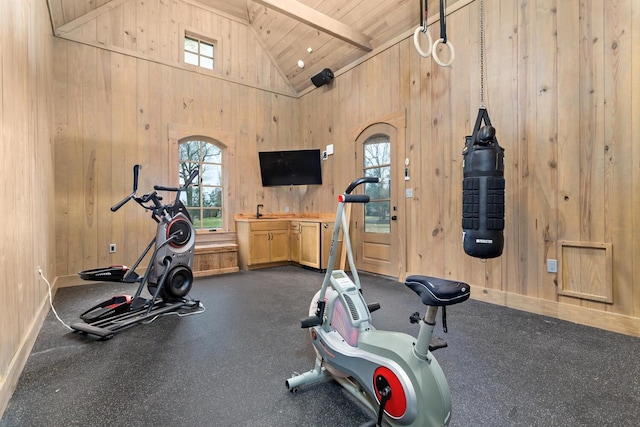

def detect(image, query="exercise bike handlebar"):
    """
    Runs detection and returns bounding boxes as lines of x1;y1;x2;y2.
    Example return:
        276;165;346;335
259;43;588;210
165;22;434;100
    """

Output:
302;176;380;327
338;194;370;203
344;176;380;194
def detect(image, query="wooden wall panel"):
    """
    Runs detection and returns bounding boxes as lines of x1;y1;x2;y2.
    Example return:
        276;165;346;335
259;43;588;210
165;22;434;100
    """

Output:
297;0;640;336
487;0;518;296
7;0;637;417
602;0;633;316
53;0;293;95
53;38;299;278
48;0;640;342
633;0;640;321
0;0;55;417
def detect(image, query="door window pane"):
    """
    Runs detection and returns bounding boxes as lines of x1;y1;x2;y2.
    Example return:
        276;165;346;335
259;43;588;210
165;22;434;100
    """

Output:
364;201;391;233
363;134;391;234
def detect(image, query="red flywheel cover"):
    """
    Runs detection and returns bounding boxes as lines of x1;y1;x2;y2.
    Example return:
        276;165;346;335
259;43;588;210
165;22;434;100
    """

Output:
373;366;407;418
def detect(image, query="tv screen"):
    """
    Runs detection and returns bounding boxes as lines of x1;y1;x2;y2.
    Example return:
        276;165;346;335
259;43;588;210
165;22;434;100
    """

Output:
258;149;323;187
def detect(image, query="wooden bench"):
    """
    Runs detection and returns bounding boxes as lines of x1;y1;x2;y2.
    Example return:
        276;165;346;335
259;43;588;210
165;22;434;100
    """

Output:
193;232;239;278
193;243;239;278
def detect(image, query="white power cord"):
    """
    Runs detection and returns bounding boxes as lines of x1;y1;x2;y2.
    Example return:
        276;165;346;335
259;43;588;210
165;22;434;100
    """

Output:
38;267;74;331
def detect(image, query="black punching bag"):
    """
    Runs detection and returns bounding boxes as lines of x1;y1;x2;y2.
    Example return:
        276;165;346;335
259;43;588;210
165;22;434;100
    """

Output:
462;108;505;258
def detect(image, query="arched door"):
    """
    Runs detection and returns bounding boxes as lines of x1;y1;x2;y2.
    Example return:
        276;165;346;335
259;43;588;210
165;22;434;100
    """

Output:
354;122;400;278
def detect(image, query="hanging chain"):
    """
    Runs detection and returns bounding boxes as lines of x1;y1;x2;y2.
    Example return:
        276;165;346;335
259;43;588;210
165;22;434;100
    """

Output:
479;0;486;108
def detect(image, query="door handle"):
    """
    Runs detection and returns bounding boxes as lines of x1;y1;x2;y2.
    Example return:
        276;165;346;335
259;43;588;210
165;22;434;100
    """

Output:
391;216;397;221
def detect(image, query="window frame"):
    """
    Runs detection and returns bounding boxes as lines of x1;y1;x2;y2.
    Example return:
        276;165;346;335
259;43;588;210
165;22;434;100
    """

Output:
180;26;219;72
168;125;235;233
178;138;224;230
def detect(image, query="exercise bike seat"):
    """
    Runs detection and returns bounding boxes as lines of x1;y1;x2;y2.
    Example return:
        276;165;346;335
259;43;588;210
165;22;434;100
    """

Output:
405;275;471;306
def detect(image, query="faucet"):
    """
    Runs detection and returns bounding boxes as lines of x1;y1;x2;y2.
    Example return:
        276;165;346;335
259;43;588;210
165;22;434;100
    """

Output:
256;204;264;219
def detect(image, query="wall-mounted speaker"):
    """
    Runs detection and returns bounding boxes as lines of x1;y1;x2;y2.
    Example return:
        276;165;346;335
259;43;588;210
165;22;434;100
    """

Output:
311;68;334;88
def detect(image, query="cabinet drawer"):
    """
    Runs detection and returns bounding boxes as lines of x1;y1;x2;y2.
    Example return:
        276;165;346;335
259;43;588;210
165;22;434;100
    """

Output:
249;221;289;231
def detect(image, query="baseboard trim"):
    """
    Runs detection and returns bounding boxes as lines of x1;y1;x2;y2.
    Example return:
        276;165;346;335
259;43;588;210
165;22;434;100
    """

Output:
0;293;50;420
472;287;640;338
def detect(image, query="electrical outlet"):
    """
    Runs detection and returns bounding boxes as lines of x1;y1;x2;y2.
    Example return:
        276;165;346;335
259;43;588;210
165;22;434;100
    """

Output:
109;243;117;253
546;259;558;273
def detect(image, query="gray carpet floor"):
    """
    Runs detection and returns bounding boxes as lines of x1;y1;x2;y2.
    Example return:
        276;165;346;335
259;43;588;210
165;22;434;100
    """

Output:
2;265;639;426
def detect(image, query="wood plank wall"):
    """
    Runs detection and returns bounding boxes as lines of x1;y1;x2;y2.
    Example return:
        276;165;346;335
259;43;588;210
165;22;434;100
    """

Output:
1;0;638;417
54;0;294;95
52;0;640;339
298;0;640;336
53;45;301;278
0;0;56;417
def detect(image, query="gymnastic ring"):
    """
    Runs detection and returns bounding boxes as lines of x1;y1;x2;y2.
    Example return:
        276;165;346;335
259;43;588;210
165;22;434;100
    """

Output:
432;38;455;67
413;26;433;58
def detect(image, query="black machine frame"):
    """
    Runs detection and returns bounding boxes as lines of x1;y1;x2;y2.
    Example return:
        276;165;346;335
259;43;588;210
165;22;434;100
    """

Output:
70;165;201;339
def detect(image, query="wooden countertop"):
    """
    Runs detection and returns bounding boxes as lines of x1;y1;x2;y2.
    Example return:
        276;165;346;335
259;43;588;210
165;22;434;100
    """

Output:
234;213;335;222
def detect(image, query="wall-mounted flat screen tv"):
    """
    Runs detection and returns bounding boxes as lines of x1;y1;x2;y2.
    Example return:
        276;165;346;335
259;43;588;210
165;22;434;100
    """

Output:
258;149;323;187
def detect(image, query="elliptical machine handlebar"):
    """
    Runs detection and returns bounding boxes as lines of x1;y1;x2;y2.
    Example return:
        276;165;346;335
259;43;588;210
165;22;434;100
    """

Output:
110;165;199;218
155;168;199;210
111;164;141;212
344;176;380;194
154;168;199;192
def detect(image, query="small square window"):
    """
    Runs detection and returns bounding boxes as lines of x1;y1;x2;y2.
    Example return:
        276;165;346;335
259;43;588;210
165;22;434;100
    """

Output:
184;34;216;70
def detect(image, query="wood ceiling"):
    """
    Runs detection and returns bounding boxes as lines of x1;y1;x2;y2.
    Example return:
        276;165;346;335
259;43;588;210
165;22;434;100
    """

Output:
47;0;453;93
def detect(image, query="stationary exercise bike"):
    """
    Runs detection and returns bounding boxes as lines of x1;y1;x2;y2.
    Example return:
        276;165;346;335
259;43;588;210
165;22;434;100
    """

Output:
286;177;471;426
70;164;202;339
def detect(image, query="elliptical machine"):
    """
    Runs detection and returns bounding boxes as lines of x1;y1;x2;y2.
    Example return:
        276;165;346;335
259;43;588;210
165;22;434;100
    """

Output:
286;177;471;426
71;165;202;339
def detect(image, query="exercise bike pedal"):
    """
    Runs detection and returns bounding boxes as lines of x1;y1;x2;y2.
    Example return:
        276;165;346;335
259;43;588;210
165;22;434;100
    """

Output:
409;311;421;324
367;302;381;313
429;336;448;352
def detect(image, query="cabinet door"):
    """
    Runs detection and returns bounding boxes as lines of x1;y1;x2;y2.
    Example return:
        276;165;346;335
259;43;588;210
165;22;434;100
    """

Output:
270;229;290;262
300;222;320;268
321;222;342;270
290;222;300;262
249;230;272;265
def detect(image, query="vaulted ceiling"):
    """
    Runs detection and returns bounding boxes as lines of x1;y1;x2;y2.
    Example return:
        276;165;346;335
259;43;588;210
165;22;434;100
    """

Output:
48;0;453;93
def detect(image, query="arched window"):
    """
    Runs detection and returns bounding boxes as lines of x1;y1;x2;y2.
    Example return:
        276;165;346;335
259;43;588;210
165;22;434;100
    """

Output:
178;138;223;230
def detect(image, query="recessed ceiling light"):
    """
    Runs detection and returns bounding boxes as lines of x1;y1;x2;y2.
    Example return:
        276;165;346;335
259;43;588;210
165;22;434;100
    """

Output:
307;47;313;53
297;59;305;68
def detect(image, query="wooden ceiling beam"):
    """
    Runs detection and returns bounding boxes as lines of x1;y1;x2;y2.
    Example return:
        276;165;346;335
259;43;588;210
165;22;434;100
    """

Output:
251;0;372;51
